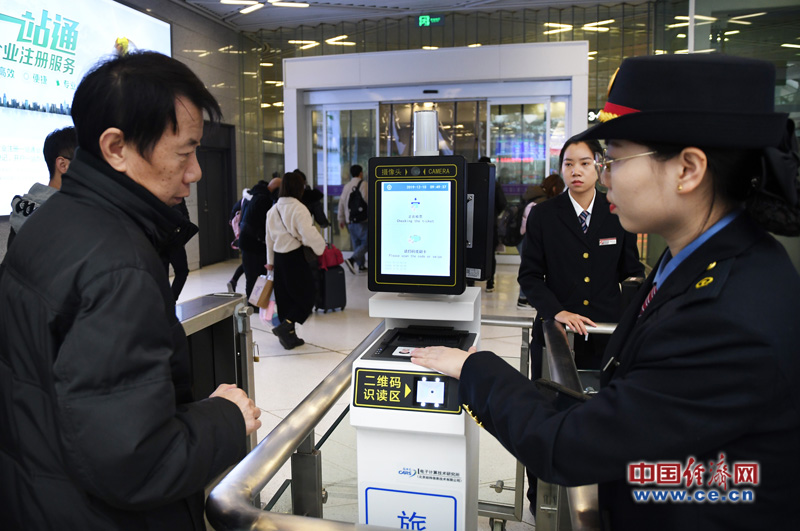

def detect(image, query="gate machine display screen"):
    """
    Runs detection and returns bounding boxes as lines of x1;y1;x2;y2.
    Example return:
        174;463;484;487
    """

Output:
367;155;466;295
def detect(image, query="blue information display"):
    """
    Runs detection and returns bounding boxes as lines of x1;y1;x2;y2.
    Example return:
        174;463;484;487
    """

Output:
380;181;451;277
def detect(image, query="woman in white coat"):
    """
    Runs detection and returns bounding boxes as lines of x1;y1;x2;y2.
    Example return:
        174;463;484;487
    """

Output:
266;172;326;349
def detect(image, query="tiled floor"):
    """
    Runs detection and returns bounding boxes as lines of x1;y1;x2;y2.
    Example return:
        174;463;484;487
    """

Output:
178;258;537;530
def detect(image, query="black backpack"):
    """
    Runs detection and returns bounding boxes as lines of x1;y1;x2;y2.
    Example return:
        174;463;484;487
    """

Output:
497;202;524;247
348;180;368;223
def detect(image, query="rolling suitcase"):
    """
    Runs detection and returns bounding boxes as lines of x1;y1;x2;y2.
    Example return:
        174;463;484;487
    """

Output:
314;264;346;312
314;227;346;312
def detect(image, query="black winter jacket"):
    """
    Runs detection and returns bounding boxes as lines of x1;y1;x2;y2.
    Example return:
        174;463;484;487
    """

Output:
238;180;272;253
519;191;644;345
0;149;246;530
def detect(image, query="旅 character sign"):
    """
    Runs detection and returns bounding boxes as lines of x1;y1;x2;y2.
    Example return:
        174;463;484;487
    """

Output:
398;510;426;530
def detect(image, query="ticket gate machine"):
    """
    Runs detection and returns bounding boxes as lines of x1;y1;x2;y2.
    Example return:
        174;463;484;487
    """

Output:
350;288;482;531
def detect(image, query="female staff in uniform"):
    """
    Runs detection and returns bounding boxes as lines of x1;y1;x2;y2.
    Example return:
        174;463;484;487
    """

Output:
411;54;800;530
519;137;644;376
518;137;644;511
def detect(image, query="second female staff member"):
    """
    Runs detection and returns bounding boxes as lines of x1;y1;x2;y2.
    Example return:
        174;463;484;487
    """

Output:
266;172;326;350
411;54;800;530
519;136;644;376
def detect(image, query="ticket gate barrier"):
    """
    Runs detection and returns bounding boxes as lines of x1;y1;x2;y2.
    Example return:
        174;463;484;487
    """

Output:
351;288;482;531
178;293;257;452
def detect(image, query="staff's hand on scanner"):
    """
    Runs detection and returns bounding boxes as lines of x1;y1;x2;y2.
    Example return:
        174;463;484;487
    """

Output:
410;346;478;380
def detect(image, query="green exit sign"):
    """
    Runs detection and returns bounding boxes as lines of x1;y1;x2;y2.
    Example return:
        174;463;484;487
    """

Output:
419;15;445;27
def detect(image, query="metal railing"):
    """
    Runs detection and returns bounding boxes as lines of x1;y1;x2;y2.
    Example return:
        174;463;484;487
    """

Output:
477;315;533;526
540;320;603;531
207;314;593;530
206;321;392;531
565;322;616;336
178;293;249;336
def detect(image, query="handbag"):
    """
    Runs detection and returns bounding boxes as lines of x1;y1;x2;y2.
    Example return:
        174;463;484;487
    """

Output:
248;273;274;308
318;244;344;270
259;300;277;325
302;245;318;264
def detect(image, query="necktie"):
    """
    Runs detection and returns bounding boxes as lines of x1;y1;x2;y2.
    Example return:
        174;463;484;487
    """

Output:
579;210;589;233
639;284;658;316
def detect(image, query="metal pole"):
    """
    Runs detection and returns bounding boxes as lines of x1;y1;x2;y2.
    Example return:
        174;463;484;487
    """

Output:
688;0;696;53
291;432;323;517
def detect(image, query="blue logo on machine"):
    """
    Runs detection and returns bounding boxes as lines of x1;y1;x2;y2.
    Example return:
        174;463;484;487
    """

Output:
398;510;427;530
398;467;417;478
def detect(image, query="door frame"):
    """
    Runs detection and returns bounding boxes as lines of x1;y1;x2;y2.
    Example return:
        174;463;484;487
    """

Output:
196;122;236;268
307;103;380;215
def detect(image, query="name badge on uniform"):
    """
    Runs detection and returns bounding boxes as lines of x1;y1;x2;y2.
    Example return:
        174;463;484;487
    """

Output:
599;237;617;246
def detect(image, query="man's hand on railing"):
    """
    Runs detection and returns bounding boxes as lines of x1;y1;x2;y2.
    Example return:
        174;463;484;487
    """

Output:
555;310;597;337
410;345;478;379
211;383;262;435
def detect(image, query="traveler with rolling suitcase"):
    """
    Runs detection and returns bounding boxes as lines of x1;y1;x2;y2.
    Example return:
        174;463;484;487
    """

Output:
266;172;327;349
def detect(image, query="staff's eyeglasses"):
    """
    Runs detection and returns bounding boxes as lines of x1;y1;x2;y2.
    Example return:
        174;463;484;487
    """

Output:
594;149;656;174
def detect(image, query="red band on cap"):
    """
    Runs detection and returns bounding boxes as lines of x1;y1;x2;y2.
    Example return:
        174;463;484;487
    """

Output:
602;101;640;117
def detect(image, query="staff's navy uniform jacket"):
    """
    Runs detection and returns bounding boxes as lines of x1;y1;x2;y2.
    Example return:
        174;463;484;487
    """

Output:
0;149;246;530
460;213;800;530
519;190;643;367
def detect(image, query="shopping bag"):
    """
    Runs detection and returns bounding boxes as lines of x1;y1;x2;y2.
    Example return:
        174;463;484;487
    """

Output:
259;300;277;325
248;274;273;308
318;244;344;270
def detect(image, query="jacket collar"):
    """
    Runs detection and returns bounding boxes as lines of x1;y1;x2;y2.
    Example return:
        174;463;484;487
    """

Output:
638;213;760;321
601;213;764;385
61;148;198;253
555;189;610;241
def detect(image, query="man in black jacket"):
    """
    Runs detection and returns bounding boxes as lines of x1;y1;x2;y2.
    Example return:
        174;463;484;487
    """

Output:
0;52;260;530
239;178;279;300
7;126;77;250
